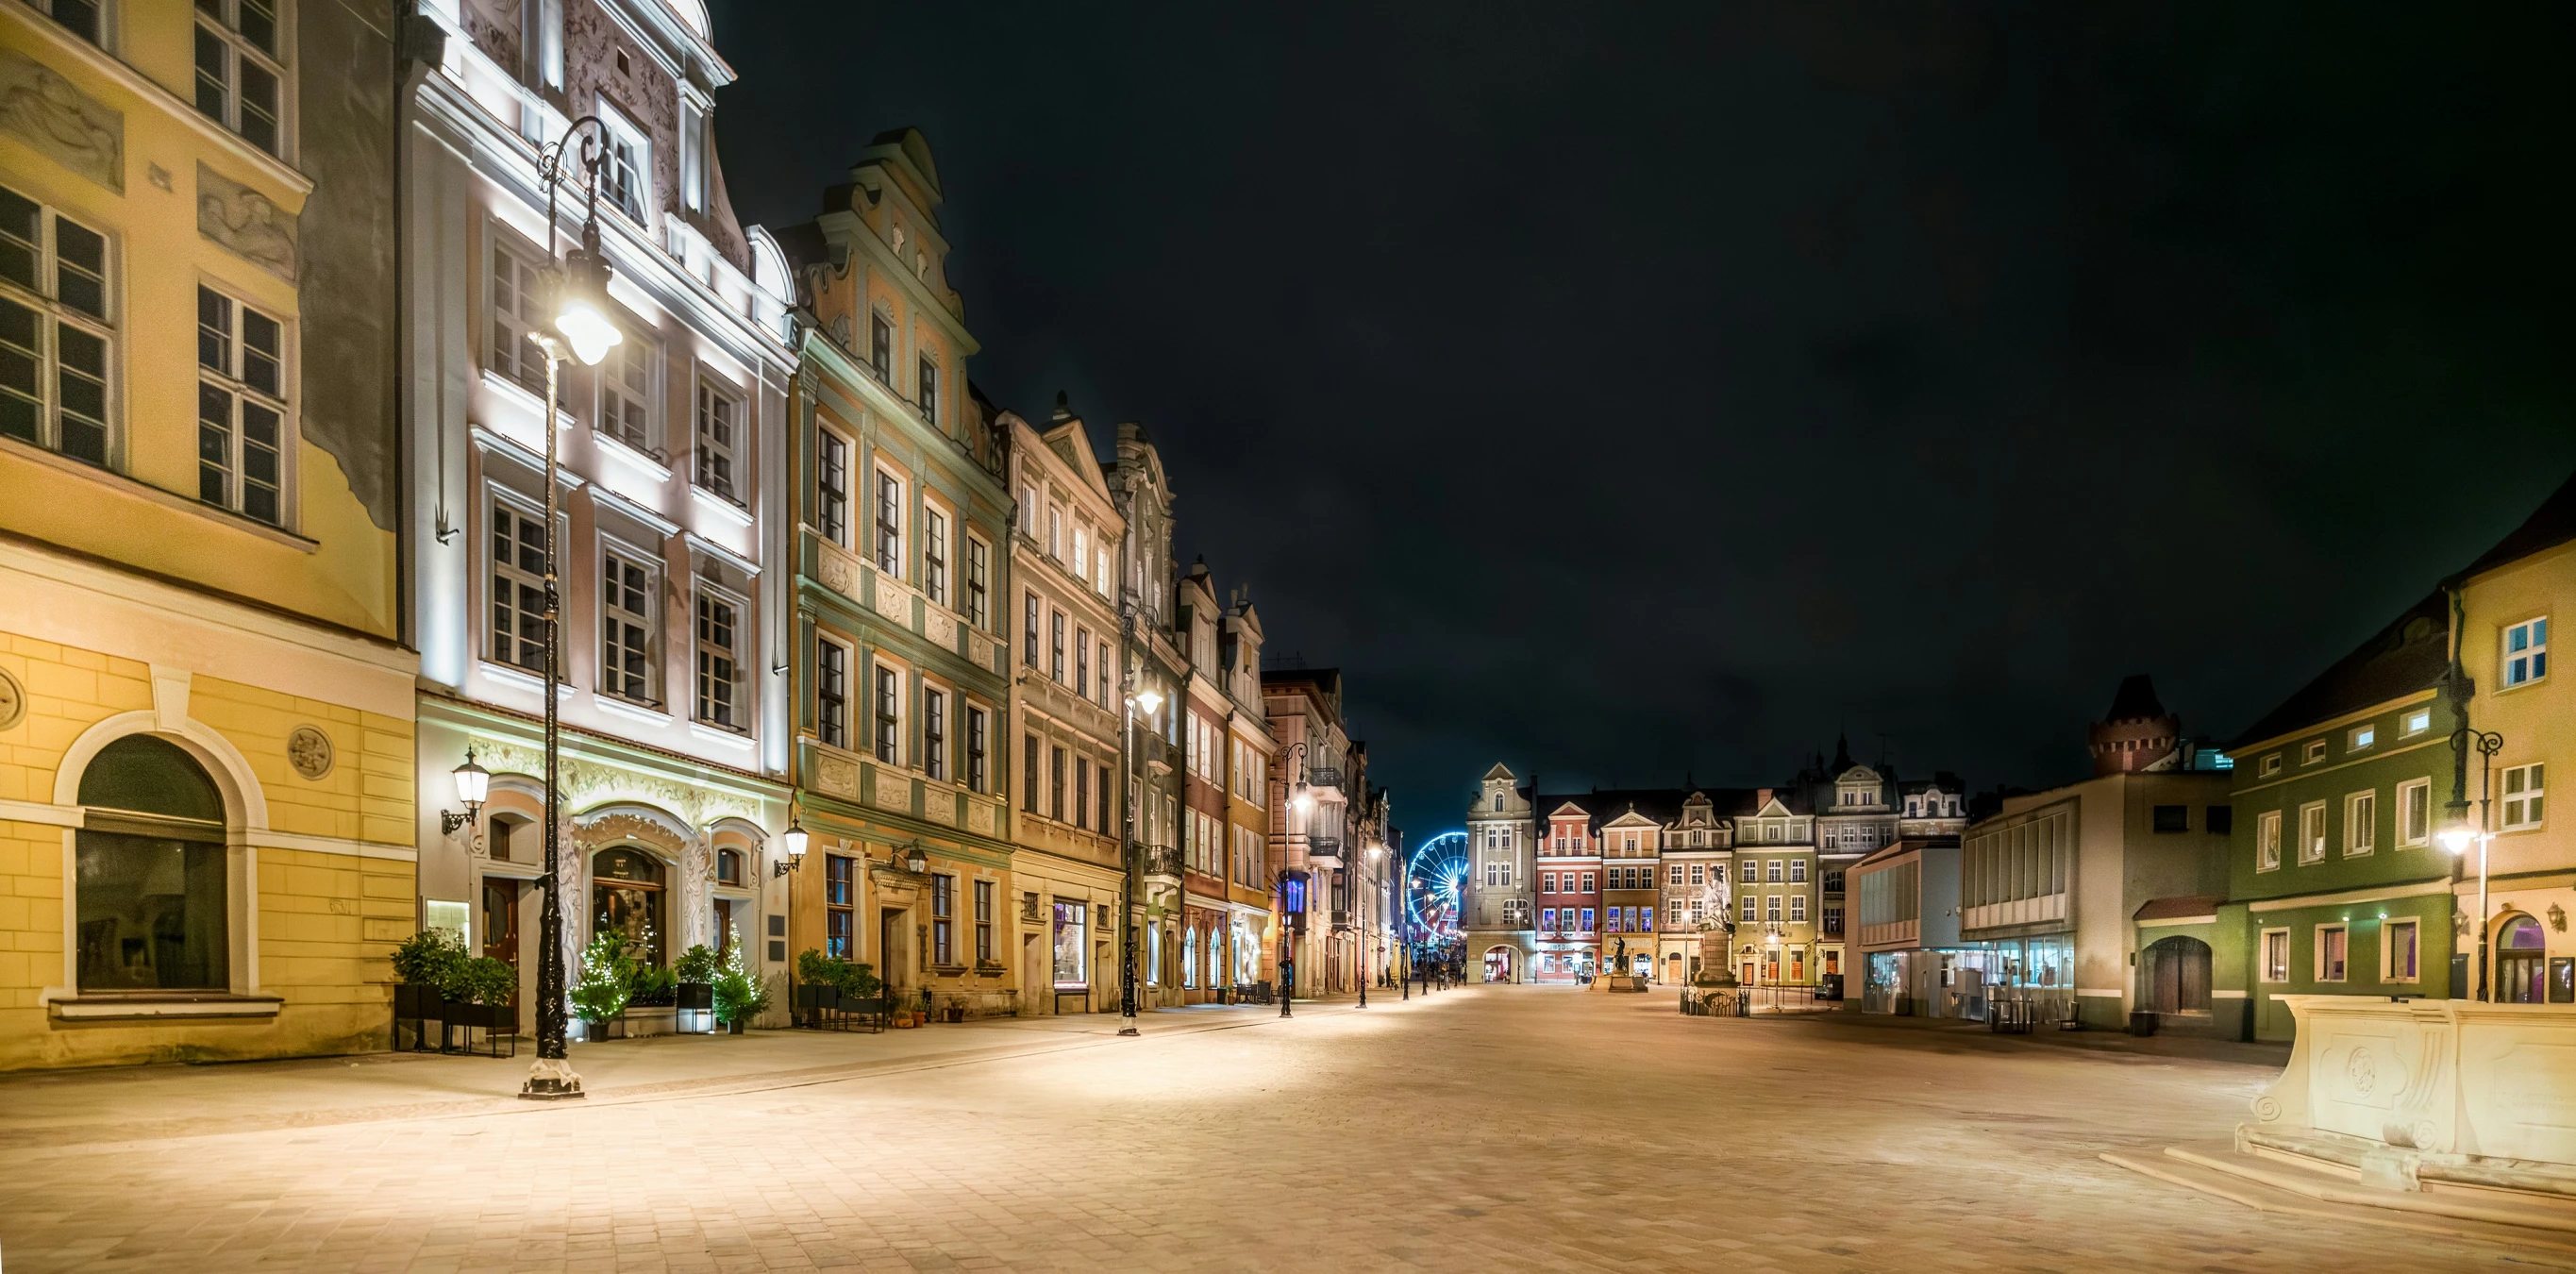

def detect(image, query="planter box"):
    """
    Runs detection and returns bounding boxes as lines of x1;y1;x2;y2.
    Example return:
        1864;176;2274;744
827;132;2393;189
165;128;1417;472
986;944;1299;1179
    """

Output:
622;1005;678;1038
677;982;714;1011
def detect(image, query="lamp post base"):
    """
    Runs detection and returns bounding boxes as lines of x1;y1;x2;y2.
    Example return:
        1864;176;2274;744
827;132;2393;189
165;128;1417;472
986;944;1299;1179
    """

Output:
1117;1014;1139;1037
518;1056;586;1100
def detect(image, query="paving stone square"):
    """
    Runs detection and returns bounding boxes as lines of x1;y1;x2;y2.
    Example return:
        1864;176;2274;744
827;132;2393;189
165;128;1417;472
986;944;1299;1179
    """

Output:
0;988;2541;1271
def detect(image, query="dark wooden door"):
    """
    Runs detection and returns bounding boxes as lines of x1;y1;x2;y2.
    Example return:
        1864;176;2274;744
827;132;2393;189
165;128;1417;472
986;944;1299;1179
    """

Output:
481;878;522;1034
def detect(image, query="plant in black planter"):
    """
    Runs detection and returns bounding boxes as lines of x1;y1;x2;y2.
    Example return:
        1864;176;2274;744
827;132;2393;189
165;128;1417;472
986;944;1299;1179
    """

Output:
627;963;679;1008
673;943;719;1029
712;940;769;1033
570;929;632;1036
440;954;521;1052
390;930;465;1050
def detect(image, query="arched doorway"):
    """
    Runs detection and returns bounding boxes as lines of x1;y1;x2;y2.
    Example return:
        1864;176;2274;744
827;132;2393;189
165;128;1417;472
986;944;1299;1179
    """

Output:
1483;946;1514;983
2143;935;2212;1015
592;847;668;967
2498;914;2547;1004
75;735;230;991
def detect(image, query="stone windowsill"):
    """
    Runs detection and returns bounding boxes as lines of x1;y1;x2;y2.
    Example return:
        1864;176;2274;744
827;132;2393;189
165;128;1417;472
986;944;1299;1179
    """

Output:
49;993;286;1021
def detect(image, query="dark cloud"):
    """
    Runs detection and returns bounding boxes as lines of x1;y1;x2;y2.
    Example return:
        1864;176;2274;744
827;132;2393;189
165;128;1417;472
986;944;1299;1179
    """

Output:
713;1;2576;831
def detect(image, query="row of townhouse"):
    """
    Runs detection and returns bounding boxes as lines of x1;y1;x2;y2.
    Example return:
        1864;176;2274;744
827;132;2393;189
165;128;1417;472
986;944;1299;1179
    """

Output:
1847;472;2575;1038
0;0;1391;1071
1459;747;1970;988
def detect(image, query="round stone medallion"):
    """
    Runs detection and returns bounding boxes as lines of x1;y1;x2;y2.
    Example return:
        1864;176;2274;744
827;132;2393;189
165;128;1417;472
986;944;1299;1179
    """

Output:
0;667;23;731
288;725;335;780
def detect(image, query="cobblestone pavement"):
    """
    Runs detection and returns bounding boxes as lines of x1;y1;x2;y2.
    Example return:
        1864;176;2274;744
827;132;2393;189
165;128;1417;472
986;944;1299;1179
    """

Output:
0;986;2547;1272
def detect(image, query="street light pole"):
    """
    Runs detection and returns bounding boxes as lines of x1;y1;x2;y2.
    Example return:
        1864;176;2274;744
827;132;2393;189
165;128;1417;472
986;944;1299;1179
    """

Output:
521;118;621;1102
1118;674;1161;1039
2443;729;2505;1001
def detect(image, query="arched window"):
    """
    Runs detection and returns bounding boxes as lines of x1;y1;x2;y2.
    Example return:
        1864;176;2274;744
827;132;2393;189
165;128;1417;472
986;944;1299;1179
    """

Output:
76;735;229;991
1491;793;1502;812
592;847;668;967
715;847;743;885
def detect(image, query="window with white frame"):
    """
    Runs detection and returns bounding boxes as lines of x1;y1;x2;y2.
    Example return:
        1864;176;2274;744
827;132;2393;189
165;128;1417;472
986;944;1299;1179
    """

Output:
2504;763;2546;830
2299;802;2327;864
195;285;287;526
2261;929;2289;982
596;330;655;453
0;185;111;466
2398;779;2431;847
815;633;848;749
965;535;990;629
487;239;545;393
2316;924;2348;982
923;504;949;607
2260;753;2282;778
1765;859;1782;882
2503;617;2549;688
2385;918;2419;982
816;427;849;545
1046;504;1062;559
600;545;655;703
1072;526;1088;584
694;586;742;730
1765;896;1781;923
1741;861;1758;883
923;685;947;780
28;0;103;44
194;0;284;157
2302;739;2327;764
2402;706;2433;736
694;377;742;504
872;660;902;764
597;106;650;224
1789;896;1807;922
1789;859;1808;882
489;496;547;672
2349;723;2376;751
874;467;903;577
2344;790;2376;856
2256;809;2282;870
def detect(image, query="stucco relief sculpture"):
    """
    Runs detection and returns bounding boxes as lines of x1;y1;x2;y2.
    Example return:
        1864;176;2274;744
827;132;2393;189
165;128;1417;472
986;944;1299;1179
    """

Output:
197;163;299;283
0;52;122;193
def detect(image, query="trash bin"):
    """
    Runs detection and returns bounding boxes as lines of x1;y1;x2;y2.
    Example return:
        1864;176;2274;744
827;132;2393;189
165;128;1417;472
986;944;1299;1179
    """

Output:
2127;1010;2159;1037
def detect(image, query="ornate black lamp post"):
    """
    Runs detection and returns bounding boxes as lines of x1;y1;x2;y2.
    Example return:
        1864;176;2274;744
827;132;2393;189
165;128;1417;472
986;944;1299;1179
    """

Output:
519;118;623;1102
1118;679;1162;1038
2443;728;2505;1001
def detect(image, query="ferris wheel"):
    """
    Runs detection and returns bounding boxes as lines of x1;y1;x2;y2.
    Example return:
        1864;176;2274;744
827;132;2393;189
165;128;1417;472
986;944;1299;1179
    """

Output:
1405;830;1471;939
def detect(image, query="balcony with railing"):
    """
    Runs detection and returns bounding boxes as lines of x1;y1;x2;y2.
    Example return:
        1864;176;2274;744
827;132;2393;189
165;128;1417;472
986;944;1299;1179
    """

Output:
1306;836;1344;864
1143;844;1183;881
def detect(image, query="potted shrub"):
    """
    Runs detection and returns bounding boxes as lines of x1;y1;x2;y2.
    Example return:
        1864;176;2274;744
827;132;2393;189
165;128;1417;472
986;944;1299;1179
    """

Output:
441;954;520;1048
794;948;845;1026
570;930;632;1040
712;942;770;1034
391;930;464;1050
674;944;719;1032
832;959;885;1029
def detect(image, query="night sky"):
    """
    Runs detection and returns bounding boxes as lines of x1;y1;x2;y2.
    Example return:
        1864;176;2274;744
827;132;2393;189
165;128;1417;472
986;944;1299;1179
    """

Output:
711;4;2576;831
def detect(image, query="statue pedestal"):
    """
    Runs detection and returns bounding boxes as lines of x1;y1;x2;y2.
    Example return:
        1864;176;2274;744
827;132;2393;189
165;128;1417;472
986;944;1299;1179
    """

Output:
1684;929;1739;1015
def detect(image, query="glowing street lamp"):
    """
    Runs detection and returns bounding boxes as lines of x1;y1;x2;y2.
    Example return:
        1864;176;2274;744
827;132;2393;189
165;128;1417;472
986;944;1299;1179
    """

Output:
2446;728;2505;1001
441;749;490;837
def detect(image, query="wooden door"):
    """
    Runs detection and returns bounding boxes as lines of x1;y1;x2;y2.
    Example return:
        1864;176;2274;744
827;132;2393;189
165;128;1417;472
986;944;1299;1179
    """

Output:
481;878;522;1034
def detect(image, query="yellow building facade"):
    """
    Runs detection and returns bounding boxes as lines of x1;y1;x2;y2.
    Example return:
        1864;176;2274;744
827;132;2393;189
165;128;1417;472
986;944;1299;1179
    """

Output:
0;2;411;1067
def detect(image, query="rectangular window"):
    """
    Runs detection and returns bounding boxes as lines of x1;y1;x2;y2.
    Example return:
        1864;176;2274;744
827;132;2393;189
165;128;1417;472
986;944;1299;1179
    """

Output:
868;312;891;382
1788;896;1807;923
2317;925;2348;983
918;356;939;423
1688;863;1703;885
1667;864;1683;884
2345;790;2376;856
931;873;953;965
487;240;545;393
1050;746;1067;822
966;537;990;629
816;428;849;545
1823;905;1843;935
2260;753;2282;778
1741;862;1758;883
2262;929;2289;982
1788;859;1808;883
2152;804;2188;833
966;705;988;793
1097;640;1112;706
596;332;653;452
2299;802;2327;864
2349;723;2376;752
2503;617;2550;688
598;108;649;223
2398;778;2431;847
0;186;110;465
488;499;546;672
923;687;946;780
1050;609;1066;683
2401;707;2433;737
2303;739;2327;765
825;854;854;959
76;830;228;990
1580;872;1595;893
1023;592;1040;666
1096;758;1112;832
695;378;742;504
1073;757;1092;831
1052;900;1086;988
31;0;102;44
694;589;741;729
1765;860;1782;882
815;635;848;748
861;469;899;579
1579;907;1595;931
1075;629;1091;698
1765;896;1781;923
2386;918;2419;983
1540;907;1556;931
1740;896;1757;922
974;879;994;964
2504;763;2547;830
599;547;654;703
873;662;902;764
2257;810;2283;871
1022;733;1040;813
195;286;287;526
194;0;284;156
923;505;948;606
